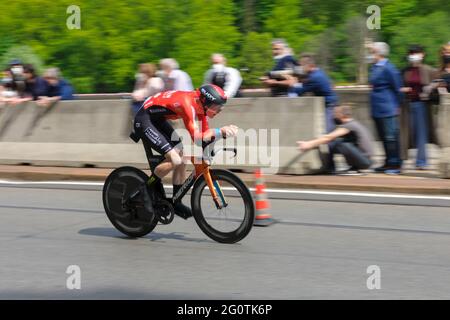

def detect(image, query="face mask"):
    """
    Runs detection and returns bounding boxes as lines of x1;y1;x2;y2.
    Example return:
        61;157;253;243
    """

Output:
212;64;225;71
11;66;23;75
365;55;375;64
334;118;343;125
408;54;423;63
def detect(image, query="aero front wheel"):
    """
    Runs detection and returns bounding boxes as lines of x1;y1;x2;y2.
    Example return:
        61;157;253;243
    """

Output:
191;169;255;244
102;166;157;238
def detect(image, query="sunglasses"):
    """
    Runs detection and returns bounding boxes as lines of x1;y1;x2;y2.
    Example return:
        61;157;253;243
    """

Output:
209;104;224;112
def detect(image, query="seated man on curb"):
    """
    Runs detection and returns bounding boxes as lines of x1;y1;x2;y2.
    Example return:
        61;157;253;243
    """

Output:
297;105;375;174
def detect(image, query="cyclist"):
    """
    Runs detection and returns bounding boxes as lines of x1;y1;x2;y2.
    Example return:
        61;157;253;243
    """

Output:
133;84;238;219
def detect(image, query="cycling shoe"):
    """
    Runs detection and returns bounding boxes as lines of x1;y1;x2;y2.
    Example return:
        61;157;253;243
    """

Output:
174;202;192;219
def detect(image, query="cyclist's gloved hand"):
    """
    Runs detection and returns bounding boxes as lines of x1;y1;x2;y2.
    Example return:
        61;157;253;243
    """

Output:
221;125;238;138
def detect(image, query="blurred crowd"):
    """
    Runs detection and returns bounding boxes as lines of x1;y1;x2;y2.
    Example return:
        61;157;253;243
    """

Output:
130;39;450;175
2;37;449;176
260;39;450;175
130;55;243;115
0;59;74;108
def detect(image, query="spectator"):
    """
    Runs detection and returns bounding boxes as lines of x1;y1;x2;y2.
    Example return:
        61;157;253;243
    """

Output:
297;105;374;173
2;63;40;106
367;42;403;175
159;58;193;91
8;59;25;87
2;59;28;105
0;69;19;105
427;43;450;104
22;64;49;102
399;45;438;170
203;53;242;98
285;53;339;133
131;63;164;114
437;43;450;92
260;38;298;96
43;67;74;101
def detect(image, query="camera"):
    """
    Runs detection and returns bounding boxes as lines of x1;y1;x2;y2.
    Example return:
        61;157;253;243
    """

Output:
267;66;306;80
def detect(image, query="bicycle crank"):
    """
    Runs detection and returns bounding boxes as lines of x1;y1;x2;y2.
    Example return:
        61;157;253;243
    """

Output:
154;199;175;225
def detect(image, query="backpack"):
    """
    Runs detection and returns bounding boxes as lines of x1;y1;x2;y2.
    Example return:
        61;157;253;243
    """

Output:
210;70;227;89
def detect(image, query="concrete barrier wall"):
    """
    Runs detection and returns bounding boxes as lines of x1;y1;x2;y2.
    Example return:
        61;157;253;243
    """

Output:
0;92;447;176
0;97;326;174
438;94;450;178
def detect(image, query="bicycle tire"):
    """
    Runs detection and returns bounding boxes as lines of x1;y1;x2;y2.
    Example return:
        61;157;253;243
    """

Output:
103;166;157;238
191;169;255;243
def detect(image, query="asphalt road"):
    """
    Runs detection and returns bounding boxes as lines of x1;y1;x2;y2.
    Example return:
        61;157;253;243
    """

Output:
1;183;450;299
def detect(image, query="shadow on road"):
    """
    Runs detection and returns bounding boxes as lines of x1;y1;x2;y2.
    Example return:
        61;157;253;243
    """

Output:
78;227;214;244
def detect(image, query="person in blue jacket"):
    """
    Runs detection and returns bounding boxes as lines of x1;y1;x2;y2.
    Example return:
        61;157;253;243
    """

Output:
367;42;403;174
286;53;338;133
42;67;74;102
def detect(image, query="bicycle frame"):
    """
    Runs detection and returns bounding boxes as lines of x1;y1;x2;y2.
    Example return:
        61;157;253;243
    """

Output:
142;136;235;209
172;156;225;209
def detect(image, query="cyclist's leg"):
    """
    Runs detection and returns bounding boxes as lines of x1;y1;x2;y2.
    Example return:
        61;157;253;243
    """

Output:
155;119;191;219
134;111;177;184
133;110;169;211
155;119;186;185
152;119;184;181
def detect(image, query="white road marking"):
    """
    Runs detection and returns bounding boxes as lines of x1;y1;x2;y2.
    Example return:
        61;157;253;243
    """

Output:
0;180;449;200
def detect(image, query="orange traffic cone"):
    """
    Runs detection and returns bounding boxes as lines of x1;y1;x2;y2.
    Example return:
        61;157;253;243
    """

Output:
253;168;274;226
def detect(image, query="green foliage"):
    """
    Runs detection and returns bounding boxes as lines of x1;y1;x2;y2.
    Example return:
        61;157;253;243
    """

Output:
0;45;45;74
264;0;323;54
0;0;448;91
237;32;273;87
389;11;450;69
172;0;241;87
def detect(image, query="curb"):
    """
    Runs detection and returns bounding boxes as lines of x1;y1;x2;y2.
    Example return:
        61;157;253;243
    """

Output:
0;169;449;195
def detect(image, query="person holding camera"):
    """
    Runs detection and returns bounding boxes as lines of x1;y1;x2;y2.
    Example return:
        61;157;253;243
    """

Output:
260;39;298;97
284;53;338;133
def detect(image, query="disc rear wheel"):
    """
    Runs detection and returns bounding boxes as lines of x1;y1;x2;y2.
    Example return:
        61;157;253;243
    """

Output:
103;166;157;238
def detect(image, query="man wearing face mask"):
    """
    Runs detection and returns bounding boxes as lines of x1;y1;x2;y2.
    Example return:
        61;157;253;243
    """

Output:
400;45;439;170
203;53;242;98
367;42;404;175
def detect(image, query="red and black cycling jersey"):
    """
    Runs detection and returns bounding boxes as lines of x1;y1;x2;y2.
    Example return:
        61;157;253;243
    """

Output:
142;90;210;143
